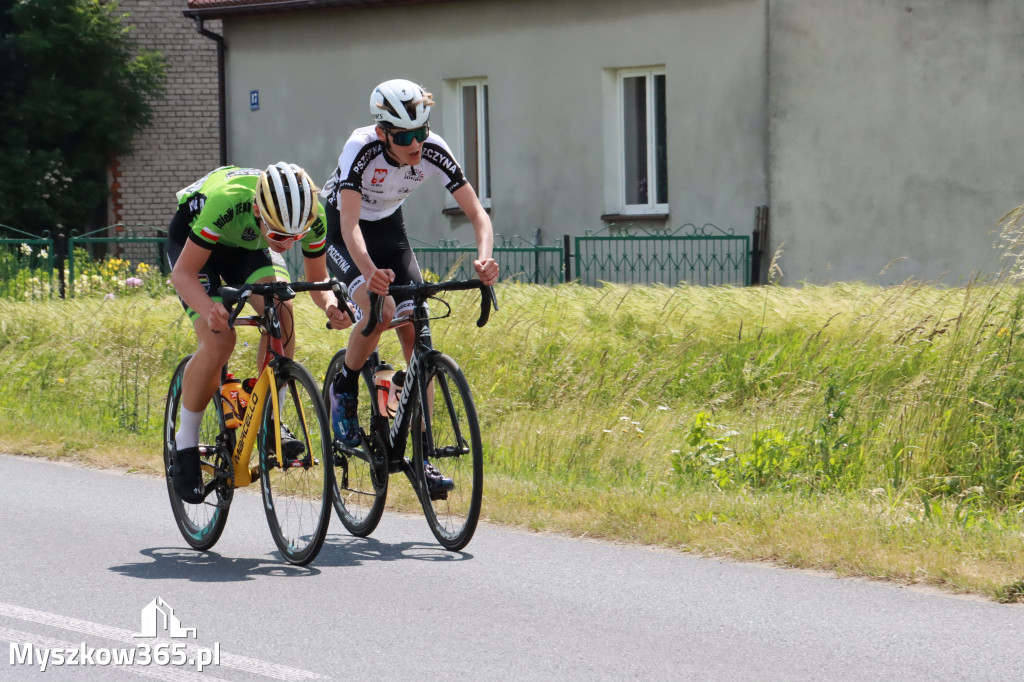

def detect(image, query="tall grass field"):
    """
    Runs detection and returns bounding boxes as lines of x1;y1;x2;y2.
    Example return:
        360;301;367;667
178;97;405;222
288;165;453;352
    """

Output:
4;276;1024;600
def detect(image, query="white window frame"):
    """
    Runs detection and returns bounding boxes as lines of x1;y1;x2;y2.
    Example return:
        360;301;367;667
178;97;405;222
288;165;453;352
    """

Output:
617;67;668;216
446;77;491;210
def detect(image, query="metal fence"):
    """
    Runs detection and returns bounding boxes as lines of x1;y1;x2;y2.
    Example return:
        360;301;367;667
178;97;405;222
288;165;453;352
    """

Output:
574;223;752;286
0;224;56;300
67;224;169;297
1;220;761;300
412;235;564;284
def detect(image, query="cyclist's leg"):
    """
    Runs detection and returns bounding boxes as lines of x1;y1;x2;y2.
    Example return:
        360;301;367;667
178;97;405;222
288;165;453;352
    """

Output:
325;213;395;444
167;217;237;502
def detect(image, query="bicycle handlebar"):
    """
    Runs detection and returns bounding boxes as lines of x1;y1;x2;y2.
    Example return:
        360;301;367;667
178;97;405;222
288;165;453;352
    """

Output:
219;278;356;329
361;279;498;337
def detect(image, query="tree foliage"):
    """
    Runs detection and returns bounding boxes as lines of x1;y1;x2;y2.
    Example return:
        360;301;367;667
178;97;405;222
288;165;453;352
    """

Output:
0;0;166;235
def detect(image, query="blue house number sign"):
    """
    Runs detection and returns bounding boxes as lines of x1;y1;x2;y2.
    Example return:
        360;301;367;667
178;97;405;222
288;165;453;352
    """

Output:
250;90;259;111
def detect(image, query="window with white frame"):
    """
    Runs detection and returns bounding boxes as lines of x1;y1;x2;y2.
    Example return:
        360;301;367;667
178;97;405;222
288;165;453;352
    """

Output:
454;78;490;207
618;67;667;214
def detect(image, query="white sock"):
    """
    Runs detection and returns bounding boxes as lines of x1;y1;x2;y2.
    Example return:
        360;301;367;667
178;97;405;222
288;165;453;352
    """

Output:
175;406;204;449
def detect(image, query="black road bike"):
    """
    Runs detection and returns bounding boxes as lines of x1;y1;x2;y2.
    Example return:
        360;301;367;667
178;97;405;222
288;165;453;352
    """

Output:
323;279;497;551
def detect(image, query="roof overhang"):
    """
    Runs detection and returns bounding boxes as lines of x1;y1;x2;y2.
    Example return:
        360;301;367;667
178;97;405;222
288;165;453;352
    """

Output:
183;0;456;20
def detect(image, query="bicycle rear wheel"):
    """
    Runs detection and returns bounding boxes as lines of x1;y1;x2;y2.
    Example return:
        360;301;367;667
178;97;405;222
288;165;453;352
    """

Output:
412;353;483;551
258;360;333;566
323;349;388;537
163;355;231;551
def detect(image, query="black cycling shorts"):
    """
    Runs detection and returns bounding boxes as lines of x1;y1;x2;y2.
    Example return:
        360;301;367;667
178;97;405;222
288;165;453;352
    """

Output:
324;206;423;318
166;204;286;320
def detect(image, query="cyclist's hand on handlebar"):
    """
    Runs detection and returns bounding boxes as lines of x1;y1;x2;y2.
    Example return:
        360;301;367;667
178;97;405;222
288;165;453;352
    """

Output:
474;258;499;286
206;301;230;333
367;268;395;296
325;302;354;330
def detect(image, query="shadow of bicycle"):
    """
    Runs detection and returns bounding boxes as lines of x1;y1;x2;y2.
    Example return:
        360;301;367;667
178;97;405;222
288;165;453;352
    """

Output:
315;534;474;567
109;547;323;583
109;535;473;582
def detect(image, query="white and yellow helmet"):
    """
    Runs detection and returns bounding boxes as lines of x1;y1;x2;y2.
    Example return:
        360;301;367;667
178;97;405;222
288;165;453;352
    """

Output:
255;162;319;235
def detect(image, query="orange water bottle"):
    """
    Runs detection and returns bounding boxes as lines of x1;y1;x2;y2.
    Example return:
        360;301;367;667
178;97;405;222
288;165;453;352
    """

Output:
221;373;243;429
239;377;257;412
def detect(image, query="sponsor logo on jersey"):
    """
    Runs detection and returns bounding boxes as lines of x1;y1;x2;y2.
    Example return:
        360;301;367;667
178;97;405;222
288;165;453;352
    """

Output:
241;226;258;241
362;193;377;205
351;144;383;178
404;167;424;181
327;245;350;273
422;146;460;176
213;207;234;228
225;168;261;178
372;168;388;185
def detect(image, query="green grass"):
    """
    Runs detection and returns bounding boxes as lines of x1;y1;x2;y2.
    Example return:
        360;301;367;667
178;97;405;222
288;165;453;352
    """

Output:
5;280;1024;600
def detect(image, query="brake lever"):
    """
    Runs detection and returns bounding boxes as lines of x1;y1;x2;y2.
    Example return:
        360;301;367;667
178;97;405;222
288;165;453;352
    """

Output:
361;292;385;337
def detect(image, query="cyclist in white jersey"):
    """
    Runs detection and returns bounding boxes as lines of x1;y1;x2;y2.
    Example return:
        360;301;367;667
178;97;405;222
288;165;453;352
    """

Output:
322;78;499;495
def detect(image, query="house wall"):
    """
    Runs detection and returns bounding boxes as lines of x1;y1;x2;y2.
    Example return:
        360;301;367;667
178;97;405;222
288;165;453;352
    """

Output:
110;0;221;232
768;0;1024;284
219;0;769;249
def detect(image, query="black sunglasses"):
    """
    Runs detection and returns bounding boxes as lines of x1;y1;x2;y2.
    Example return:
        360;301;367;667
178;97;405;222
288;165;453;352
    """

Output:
390;126;429;146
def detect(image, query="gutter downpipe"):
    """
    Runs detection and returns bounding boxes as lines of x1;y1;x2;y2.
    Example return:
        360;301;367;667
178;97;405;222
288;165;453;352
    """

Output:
193;17;228;166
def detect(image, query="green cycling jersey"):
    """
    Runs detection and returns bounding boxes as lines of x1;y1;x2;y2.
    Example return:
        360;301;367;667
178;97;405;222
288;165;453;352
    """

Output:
175;166;327;255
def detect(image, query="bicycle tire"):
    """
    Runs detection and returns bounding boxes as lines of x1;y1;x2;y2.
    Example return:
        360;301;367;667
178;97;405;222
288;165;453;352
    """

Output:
257;360;333;566
323;349;388;537
412;353;483;551
163;354;231;551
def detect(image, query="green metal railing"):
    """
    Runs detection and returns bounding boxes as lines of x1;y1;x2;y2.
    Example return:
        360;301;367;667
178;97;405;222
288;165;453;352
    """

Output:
412;235;564;284
0;224;56;300
2;220;760;300
575;223;751;286
67;224;168;297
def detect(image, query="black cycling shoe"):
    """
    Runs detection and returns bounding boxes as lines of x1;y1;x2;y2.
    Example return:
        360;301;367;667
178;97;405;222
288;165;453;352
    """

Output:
279;424;306;462
172;446;206;504
424;460;454;500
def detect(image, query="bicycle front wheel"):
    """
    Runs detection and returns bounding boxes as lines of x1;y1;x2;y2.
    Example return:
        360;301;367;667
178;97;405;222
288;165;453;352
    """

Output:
323;349;388;537
163;355;231;551
258;360;333;565
412;353;483;551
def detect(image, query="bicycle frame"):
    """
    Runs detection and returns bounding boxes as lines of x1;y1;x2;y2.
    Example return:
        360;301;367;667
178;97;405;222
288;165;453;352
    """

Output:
356;280;495;470
219;280;351;487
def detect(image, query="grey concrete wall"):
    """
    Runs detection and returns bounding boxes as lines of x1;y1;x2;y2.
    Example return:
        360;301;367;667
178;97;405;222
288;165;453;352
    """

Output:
220;0;768;248
768;0;1024;284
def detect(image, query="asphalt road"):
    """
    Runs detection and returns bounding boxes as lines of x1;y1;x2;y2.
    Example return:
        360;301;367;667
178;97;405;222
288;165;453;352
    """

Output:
2;453;1023;681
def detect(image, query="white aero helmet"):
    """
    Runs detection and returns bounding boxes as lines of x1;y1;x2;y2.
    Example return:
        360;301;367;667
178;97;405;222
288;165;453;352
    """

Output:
255;162;319;235
370;78;432;129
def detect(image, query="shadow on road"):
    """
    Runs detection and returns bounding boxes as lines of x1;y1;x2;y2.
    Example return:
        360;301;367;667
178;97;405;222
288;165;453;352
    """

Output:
316;535;473;567
109;547;322;582
109;537;471;582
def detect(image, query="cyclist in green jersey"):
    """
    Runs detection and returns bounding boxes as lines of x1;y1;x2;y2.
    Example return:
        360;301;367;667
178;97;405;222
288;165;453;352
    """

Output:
166;162;352;503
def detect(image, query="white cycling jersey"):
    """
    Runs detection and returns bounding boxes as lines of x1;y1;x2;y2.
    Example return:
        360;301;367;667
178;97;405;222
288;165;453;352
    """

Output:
321;125;468;222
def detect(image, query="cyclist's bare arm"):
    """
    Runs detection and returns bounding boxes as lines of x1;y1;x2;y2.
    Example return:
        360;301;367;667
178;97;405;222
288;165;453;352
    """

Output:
451;184;498;286
170;239;228;332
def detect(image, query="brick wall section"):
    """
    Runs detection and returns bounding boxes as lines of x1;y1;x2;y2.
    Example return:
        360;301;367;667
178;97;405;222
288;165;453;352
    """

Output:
108;0;222;236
